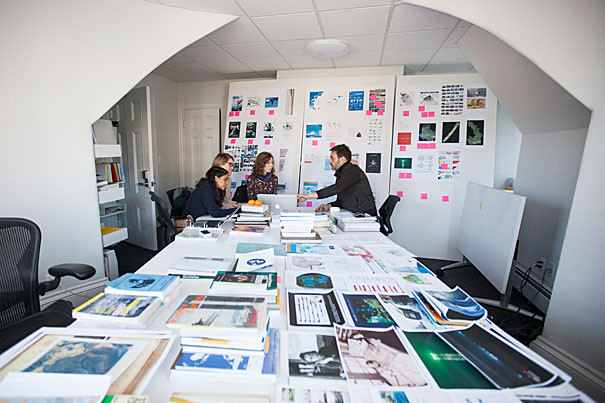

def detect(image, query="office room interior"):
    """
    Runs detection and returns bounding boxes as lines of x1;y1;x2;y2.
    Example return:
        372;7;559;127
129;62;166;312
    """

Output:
0;0;603;399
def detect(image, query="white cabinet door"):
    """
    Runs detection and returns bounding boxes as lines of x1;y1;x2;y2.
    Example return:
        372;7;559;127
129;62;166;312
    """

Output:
182;108;220;187
118;86;157;251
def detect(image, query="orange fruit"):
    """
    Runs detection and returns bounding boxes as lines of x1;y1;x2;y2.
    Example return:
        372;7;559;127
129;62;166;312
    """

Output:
248;200;255;205
254;200;262;206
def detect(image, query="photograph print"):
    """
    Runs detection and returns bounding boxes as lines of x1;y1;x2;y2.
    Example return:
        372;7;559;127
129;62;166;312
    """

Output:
265;97;279;108
305;124;323;138
228;122;241;138
246;122;257;138
287;332;345;380
263;122;275;138
231;95;243;112
441;122;460;143
418;123;436;142
466;120;484;145
365;153;381;174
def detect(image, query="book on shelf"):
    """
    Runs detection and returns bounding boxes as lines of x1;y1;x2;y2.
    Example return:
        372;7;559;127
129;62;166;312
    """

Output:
231;225;266;237
168;256;235;277
101;226;124;236
72;292;161;325
166;295;269;339
280;232;322;244
104;272;181;302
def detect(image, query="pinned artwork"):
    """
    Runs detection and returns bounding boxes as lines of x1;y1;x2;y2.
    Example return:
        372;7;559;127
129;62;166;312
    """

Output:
441;84;464;115
437;151;461;181
369;88;386;112
245;122;257;138
419;123;436;142
306;124;323;138
231;95;243;112
263;122;275;138
285;88;295;115
228;122;240;138
309;91;324;111
466;120;485;145
303;181;318;194
397;132;412;145
348;90;364;111
246;96;261;108
368;118;384;145
398;91;414;108
467;87;487;109
365;153;381;174
265;97;278;108
442;122;460;143
420;91;439;106
394;157;412;169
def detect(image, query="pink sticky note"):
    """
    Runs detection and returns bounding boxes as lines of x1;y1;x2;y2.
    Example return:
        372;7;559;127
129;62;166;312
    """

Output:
265;139;271;145
417;144;426;149
442;195;450;202
441;164;448;169
430;143;436;149
399;146;406;152
376;102;383;108
248;139;253;144
366;110;372;116
418;106;425;112
306;201;312;207
250;110;256;115
235;111;240;116
377;110;384;116
312;140;318;146
428;111;435;117
330;142;336;148
229;111;234;117
421;193;428;200
396;191;403;198
421;112;428;118
399;173;405;179
230;139;236;144
269;110;275;115
406;173;413;179
370;94;377;101
403;110;410;117
245;174;250;180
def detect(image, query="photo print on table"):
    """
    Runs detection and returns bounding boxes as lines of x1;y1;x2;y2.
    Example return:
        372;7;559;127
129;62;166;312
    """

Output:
228;122;241;138
296;273;334;289
287;332;346;380
342;294;395;328
418;123;436;142
441;122;460;143
231;95;243;112
246;122;257;138
466;120;484;145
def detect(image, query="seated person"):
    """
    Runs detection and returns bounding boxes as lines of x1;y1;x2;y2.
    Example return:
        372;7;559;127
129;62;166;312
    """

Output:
212;152;236;208
180;166;237;219
297;144;377;215
246;151;278;200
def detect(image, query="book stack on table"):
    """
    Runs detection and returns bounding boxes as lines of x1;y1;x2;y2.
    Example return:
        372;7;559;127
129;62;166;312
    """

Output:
235;204;271;227
334;211;380;232
280;209;321;243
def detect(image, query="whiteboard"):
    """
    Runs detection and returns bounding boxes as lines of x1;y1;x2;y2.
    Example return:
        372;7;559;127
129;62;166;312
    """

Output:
457;182;526;294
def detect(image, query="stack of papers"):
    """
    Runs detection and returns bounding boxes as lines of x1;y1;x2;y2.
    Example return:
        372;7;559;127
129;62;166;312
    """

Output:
72;293;161;326
280;209;321;243
209;271;278;303
335;211;380;232
105;272;181;302
168;256;235;277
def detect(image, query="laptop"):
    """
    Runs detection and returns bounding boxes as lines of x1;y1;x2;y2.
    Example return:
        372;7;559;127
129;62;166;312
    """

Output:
258;194;297;213
194;206;241;228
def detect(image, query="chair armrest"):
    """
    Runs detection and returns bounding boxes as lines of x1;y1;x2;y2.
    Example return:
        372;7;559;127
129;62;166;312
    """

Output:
48;264;96;280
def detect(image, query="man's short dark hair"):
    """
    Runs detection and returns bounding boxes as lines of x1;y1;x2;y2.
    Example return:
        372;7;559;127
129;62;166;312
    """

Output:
330;144;351;162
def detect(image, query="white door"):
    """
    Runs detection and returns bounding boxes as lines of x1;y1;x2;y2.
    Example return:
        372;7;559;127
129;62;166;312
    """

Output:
182;108;221;187
118;86;158;250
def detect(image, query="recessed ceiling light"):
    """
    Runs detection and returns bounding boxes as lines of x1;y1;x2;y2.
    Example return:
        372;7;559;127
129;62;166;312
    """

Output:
306;39;350;59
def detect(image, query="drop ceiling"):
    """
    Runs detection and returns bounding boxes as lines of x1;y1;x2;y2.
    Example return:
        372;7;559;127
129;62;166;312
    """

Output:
147;0;474;82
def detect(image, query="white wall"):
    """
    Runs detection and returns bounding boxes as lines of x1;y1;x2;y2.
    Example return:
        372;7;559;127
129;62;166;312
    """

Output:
137;73;180;206
403;0;605;397
0;1;234;291
493;102;522;190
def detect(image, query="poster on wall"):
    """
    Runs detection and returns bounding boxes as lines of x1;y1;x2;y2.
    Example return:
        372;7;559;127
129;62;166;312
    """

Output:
419;123;436;142
348;91;364;111
228;122;240;138
265;97;278;108
466;120;484;145
306;124;322;138
369;89;386;112
441;84;464;116
309;91;324;111
441;122;460;143
231;95;243;111
365;153;381;174
247;96;261;108
467;88;487;109
437;151;461;181
246;122;257;138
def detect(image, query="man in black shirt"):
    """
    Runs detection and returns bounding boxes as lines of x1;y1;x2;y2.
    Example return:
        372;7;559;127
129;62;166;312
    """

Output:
297;144;377;216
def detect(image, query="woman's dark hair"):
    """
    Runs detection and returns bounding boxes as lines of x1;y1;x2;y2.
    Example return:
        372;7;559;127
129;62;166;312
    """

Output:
252;151;274;177
195;166;229;206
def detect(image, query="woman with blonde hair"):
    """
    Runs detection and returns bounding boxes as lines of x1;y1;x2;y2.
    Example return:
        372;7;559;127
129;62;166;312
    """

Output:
246;151;278;200
212;152;237;208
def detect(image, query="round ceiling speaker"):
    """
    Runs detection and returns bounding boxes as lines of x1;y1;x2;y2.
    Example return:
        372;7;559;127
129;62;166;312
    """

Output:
305;39;350;58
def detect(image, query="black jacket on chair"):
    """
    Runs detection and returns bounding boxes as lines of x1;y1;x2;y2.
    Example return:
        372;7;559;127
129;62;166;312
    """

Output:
316;161;377;216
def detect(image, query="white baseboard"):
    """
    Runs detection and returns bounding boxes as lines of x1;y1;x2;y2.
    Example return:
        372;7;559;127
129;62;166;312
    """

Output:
40;277;108;310
531;336;605;401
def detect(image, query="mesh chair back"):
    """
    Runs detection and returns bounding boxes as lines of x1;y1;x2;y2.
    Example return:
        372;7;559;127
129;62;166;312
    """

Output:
150;191;176;246
0;218;42;327
378;195;401;236
232;184;248;203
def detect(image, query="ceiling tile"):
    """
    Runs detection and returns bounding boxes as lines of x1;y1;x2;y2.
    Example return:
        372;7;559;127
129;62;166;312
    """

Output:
242;57;291;71
384;30;450;51
169;62;212;75
221;72;263;80
222;42;279;60
153;67;191;82
403;64;425;74
456;19;472;28
272;39;320;57
188;37;215;47
202;58;253;73
208;18;266;45
333;34;384;53
381;49;435;66
315;0;391;11
180;45;233;62
423;63;473;73
253;13;323;41
283;55;334;69
187;73;227;81
237;0;314;17
389;4;457;33
320;6;390;37
157;0;245;15
163;53;194;66
333;52;381;68
442;26;470;48
430;47;470;64
257;71;278;78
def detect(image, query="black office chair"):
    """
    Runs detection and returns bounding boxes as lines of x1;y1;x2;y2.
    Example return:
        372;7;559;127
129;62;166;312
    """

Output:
0;218;95;353
232;184;248;203
150;191;176;249
378;195;401;236
166;187;192;218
